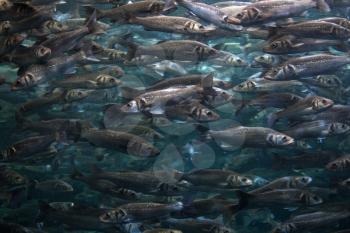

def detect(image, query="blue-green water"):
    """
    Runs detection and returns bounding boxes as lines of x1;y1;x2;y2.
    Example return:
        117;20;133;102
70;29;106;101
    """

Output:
0;0;349;232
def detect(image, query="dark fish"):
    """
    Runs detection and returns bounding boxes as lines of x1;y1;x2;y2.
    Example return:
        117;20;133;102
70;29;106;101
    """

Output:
267;96;334;127
80;128;160;157
89;166;186;196
99;202;183;223
237;188;323;208
70;170;139;200
3;44;51;66
326;155;350;171
235;92;302;115
34;179;73;192
263;54;350;81
250;176;312;194
272;210;350;233
161;218;233;233
284;120;350;139
181;169;252;188
0;34;25;56
0;135;58;162
0;11;52;35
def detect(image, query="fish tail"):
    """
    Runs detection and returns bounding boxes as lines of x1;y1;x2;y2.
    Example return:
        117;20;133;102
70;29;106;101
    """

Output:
120;86;143;99
267;112;278;128
223;203;241;224
235;190;251;210
85;9;105;34
315;0;331;12
163;0;177;13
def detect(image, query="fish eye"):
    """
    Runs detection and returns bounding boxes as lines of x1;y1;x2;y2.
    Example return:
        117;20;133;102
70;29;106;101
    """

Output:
271;42;278;49
321;99;328;105
241;177;247;182
199;25;204;29
26;73;34;80
236;13;244;19
207;111;213;116
236;59;243;63
272;69;278;74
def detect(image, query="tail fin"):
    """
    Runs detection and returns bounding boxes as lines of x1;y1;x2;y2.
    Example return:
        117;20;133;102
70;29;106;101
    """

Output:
223;203;241;224
316;0;330;12
85;9;105;35
267;112;278;128
120;86;144;99
235;190;252;210
163;0;177;13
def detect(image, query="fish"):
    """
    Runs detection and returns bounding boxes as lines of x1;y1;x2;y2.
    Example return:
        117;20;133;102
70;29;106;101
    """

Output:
264;34;350;54
233;0;330;25
80;128;160;157
283;120;350;139
12;50;99;90
263;54;350;81
161;218;234;233
235;92;302;115
70;170;139;200
34;179;74;192
326;155;350;171
99;202;183;223
163;0;243;31
181;169;253;188
233;79;305;93
126;15;216;34
85;1;166;22
205;126;295;149
267;96;334;127
249;176;313;194
272;210;350;233
0;34;25;56
237;188;323;208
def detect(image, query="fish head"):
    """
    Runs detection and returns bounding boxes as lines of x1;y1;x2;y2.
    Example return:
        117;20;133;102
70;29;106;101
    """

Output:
43;20;68;33
8;172;26;185
157;182;186;195
329;122;350;135
294;176;313;187
223;15;241;25
311;96;334;111
184;21;209;33
252;54;275;67
235;7;263;25
64;89;92;102
266;133;295;146
233;80;257;92
272;223;297;233
263;37;293;54
204;88;232;106
96;74;122;87
210;225;234;233
225;55;247;67
191;106;220;122
34;45;52;59
49;202;75;211
0;0;12;11
340;178;350;189
0;20;11;34
6;34;26;47
148;1;165;13
0;147;16;161
100;209;121;223
12;68;43;91
121;100;140;113
127;139;160;157
227;174;253;187
53;181;74;192
315;75;342;88
300;191;323;205
326;159;343;171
